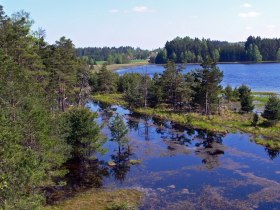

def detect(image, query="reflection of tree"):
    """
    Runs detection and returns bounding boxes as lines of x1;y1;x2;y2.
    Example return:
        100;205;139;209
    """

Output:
64;157;109;189
265;147;280;160
46;157;109;203
138;116;151;141
152;117;166;135
127;114;140;131
110;148;132;182
194;131;225;170
98;103;115;123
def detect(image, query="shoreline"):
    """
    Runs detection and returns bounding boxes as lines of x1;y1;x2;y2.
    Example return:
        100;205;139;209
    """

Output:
92;93;280;150
94;61;149;71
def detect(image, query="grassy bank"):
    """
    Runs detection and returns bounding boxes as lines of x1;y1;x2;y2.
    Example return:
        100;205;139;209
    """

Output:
92;93;280;149
44;189;142;210
94;60;149;72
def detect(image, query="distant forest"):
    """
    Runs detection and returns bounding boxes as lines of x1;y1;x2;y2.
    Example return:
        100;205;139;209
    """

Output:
155;36;280;64
76;46;150;65
76;36;280;65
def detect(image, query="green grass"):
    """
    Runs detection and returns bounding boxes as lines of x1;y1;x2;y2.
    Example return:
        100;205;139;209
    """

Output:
92;93;127;106
253;92;279;107
96;61;107;65
44;189;142;210
129;59;147;63
92;93;280;149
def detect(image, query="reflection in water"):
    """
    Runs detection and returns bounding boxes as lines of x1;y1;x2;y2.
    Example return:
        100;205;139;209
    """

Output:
194;131;225;169
90;102;280;209
46;157;109;204
265;147;280;160
110;148;132;182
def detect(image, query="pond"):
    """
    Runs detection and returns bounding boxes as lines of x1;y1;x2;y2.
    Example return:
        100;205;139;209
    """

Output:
80;102;280;209
116;63;280;93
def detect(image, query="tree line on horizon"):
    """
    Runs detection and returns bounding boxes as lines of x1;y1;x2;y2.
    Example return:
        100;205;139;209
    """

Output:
154;36;280;64
76;36;280;65
76;46;150;65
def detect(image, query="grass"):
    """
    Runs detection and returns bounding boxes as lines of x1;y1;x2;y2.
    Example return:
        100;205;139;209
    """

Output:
43;189;142;210
252;92;279;107
92;93;280;149
93;60;149;72
92;93;127;106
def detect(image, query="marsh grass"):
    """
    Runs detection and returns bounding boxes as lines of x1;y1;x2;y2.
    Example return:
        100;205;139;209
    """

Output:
93;93;280;149
44;189;142;210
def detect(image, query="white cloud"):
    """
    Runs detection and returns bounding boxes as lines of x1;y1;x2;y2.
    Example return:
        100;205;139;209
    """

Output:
238;11;261;18
246;26;253;30
241;3;252;8
109;9;119;13
267;24;276;29
133;6;153;13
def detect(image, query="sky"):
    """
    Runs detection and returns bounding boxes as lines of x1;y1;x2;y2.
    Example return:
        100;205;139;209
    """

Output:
1;0;280;49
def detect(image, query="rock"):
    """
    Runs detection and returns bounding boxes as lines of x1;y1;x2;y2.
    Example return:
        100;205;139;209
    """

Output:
167;185;176;189
182;188;190;194
157;188;166;193
108;161;116;167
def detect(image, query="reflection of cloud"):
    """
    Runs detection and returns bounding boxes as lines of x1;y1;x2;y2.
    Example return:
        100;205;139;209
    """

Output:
109;9;119;13
242;3;252;8
238;11;261;18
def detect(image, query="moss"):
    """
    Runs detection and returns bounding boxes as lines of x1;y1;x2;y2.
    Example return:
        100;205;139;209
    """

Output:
255;137;280;150
44;189;142;210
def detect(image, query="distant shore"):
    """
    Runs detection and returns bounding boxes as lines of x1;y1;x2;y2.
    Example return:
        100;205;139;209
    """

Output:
93;60;280;72
94;60;149;72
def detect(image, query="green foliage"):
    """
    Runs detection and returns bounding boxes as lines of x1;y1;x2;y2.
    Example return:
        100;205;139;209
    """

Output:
238;85;254;112
76;47;150;65
262;95;280;125
224;85;233;102
252;113;259;127
190;59;223;115
277;48;280;61
118;73;150;108
109;114;129;149
160;61;191;110
61;107;105;156
155;49;167;64
0;6;101;209
247;44;262;62
96;64;118;93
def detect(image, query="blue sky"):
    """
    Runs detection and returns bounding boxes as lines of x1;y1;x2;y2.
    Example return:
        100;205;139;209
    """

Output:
1;0;280;49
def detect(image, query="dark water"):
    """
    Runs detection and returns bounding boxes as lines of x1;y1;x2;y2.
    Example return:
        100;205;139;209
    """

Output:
116;63;280;93
80;102;280;210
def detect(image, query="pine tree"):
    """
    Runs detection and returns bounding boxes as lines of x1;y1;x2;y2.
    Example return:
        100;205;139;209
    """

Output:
262;95;280;125
238;85;254;112
109;114;129;153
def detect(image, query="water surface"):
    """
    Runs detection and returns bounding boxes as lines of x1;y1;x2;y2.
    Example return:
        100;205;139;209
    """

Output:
86;102;280;209
117;63;280;93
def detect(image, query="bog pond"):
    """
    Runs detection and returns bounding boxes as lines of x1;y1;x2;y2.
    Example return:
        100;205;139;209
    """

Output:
51;101;280;209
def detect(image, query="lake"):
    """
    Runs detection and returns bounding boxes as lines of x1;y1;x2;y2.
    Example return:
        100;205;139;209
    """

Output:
116;63;280;93
84;102;280;209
